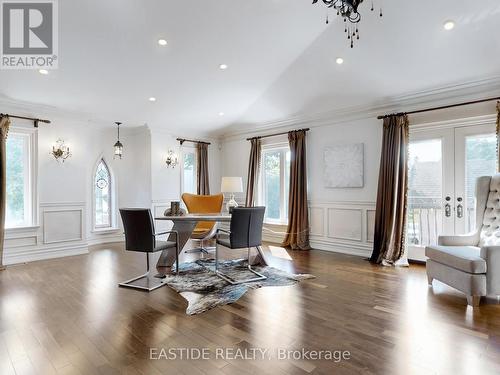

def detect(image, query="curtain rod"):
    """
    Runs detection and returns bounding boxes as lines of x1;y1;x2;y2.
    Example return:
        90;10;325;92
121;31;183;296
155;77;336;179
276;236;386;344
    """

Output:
246;128;310;141
176;138;211;145
0;113;51;127
377;96;500;120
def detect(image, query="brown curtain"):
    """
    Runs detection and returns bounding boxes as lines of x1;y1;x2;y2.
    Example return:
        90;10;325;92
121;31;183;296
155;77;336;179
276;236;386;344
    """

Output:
282;130;311;250
370;115;409;264
496;101;500;172
196;143;210;195
0;116;11;271
245;138;261;207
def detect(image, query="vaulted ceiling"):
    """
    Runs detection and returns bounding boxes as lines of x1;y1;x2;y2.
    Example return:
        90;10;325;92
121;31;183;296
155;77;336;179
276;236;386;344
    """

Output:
0;0;499;136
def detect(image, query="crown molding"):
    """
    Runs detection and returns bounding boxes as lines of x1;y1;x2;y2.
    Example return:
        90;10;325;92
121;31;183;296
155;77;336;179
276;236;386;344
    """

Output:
410;114;497;132
219;75;500;142
0;94;146;130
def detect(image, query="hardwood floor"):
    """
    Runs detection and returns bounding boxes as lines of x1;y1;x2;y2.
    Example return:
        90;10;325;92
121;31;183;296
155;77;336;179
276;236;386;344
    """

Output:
1;243;500;375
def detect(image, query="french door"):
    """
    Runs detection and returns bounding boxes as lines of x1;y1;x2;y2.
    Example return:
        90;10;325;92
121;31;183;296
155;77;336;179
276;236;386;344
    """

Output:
407;123;497;261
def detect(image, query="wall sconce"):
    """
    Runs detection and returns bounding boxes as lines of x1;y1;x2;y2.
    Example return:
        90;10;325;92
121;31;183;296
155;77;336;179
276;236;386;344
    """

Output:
51;139;72;162
165;149;179;168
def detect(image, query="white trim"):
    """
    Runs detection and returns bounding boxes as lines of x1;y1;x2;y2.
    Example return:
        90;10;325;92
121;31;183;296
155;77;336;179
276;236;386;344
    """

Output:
3;243;88;266
91;155;117;231
42;208;84;244
220;76;500;141
5;125;39;229
180;145;197;195
258;144;291;225
410;114;497;132
87;234;124;247
91;227;120;234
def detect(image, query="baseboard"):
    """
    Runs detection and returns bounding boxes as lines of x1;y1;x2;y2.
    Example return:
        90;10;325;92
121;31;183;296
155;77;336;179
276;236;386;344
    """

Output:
3;243;89;265
87;233;124;246
310;240;372;258
263;236;372;258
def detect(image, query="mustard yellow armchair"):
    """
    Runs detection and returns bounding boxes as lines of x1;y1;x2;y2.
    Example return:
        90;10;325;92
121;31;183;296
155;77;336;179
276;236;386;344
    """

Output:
181;193;224;253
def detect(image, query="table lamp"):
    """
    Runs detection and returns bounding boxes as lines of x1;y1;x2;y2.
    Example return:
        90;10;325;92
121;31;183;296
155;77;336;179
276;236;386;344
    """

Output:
221;177;243;212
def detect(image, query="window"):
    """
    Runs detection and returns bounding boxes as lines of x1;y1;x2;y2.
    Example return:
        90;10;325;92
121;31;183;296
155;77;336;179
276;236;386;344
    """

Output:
6;131;34;228
259;145;291;224
94;159;113;229
181;148;197;194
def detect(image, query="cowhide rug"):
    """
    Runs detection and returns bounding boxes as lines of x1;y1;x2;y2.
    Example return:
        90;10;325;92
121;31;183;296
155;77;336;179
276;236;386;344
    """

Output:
163;259;315;315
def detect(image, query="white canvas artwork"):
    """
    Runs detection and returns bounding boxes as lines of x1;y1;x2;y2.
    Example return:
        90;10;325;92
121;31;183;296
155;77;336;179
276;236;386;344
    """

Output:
324;143;364;188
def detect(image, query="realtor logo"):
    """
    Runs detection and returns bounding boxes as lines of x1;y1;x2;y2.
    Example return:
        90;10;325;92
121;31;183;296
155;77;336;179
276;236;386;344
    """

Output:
1;0;58;69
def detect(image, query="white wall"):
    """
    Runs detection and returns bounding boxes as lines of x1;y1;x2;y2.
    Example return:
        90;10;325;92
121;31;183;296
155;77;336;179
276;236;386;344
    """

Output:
149;128;223;234
3;109;153;264
3;113;225;265
221;119;380;256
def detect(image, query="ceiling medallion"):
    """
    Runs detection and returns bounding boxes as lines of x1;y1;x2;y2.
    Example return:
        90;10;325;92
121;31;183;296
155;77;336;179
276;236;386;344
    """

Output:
313;0;383;48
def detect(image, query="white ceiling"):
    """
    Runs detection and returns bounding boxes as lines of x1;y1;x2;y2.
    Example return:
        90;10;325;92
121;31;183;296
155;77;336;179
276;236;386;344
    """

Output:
1;0;499;136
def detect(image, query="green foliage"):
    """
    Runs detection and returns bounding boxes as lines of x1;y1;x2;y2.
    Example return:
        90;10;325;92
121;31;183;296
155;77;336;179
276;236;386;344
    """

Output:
6;136;25;225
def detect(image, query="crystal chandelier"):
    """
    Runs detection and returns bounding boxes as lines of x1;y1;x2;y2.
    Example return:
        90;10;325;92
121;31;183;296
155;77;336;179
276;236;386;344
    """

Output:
312;0;383;48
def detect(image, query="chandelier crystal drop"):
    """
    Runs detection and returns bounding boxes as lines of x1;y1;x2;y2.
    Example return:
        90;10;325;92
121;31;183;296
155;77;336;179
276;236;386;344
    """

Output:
312;0;383;48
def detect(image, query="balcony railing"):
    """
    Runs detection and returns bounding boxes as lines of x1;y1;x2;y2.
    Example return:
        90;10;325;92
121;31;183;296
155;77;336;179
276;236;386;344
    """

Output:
407;197;475;247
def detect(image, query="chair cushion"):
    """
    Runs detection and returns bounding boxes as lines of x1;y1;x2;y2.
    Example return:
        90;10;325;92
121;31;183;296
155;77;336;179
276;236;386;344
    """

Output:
154;241;176;252
425;245;486;274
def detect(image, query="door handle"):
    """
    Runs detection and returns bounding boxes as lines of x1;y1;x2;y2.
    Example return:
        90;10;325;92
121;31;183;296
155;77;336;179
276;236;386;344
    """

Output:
457;197;464;219
444;196;452;218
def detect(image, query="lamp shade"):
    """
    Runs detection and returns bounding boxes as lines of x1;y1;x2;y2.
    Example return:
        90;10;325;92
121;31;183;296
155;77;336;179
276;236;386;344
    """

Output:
221;177;243;193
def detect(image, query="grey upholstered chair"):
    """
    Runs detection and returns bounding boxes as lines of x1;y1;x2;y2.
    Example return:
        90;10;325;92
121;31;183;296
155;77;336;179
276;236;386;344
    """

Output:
214;207;267;285
119;208;179;291
426;175;500;307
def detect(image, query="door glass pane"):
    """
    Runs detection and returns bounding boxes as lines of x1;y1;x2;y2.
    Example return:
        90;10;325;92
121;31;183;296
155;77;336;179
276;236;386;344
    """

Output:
263;151;281;220
407;139;443;247
465;133;496;232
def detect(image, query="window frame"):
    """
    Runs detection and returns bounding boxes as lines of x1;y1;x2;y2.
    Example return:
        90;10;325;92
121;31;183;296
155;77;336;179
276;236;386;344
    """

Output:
258;142;290;225
5;126;38;230
92;157;117;232
180;145;197;195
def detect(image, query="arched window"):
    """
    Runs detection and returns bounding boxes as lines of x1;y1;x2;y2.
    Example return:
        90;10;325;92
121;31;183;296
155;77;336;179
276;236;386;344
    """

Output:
94;159;113;229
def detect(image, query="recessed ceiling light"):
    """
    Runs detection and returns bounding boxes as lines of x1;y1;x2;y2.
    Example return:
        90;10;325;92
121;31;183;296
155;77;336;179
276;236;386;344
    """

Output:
149;97;156;102
219;64;228;70
219;112;225;116
157;39;168;46
39;69;49;75
336;57;344;65
443;20;455;31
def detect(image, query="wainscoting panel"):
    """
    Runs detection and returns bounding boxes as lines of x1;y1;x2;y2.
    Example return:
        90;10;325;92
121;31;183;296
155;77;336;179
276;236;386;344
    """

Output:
43;209;83;244
367;210;376;243
262;201;377;258
312;201;376;257
327;208;363;242
3;202;89;266
309;207;325;237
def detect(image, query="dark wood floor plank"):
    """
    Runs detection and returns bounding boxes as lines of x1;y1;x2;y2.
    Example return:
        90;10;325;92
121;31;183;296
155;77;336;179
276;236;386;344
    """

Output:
1;242;500;375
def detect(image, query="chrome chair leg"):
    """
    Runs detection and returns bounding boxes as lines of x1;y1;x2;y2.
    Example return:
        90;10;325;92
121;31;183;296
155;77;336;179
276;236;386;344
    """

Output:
185;239;216;254
119;253;168;292
215;246;267;285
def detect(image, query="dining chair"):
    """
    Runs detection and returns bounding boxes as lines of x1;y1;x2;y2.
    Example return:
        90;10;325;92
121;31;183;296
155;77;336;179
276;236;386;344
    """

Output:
214;206;267;285
181;193;224;254
119;208;179;291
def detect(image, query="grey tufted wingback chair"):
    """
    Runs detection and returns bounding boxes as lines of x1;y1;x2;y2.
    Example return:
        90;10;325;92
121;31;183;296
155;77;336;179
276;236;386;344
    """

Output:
425;175;500;307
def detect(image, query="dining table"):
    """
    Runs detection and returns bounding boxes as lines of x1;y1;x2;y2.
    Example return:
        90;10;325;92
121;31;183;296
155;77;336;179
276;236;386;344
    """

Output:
154;213;269;269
